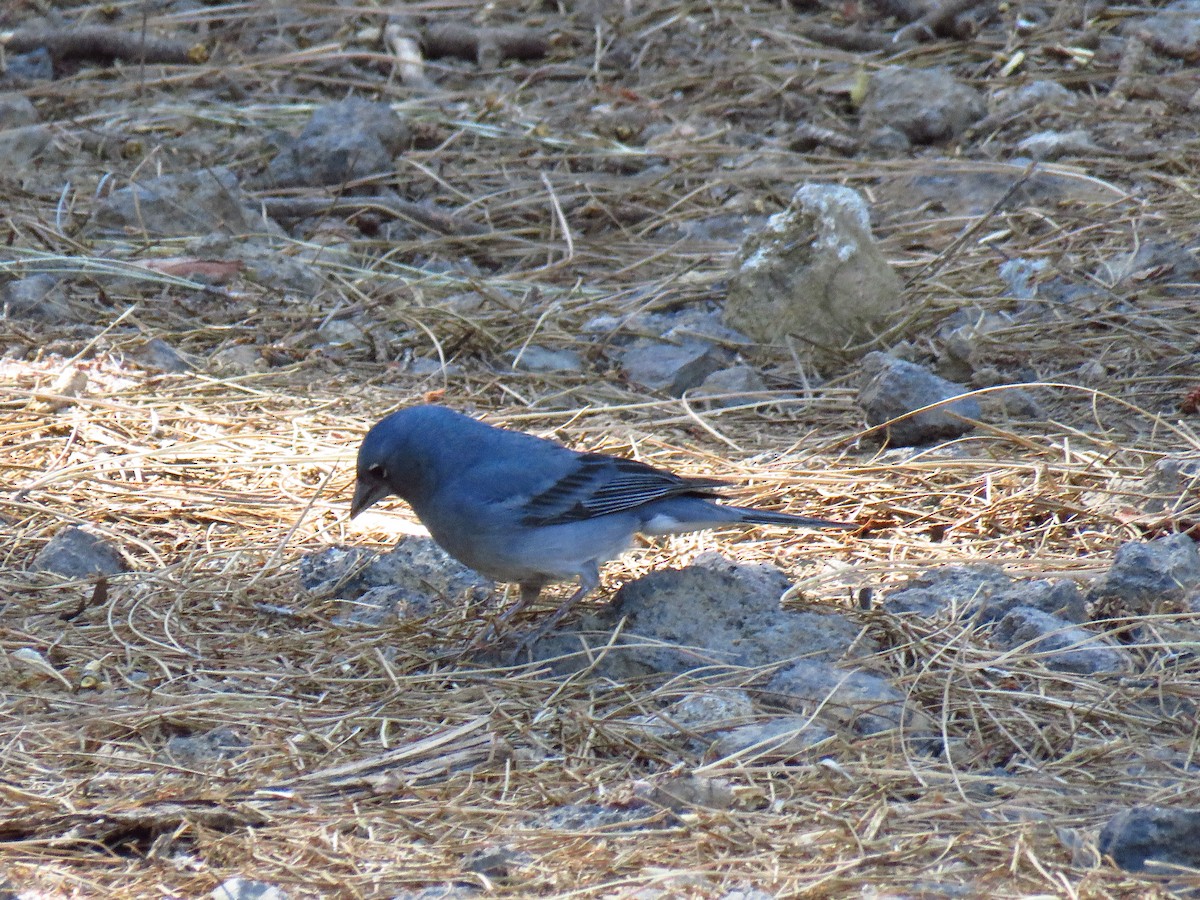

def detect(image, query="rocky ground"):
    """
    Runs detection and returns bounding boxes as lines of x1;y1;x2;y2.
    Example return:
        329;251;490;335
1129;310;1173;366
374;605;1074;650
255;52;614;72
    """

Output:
2;0;1199;897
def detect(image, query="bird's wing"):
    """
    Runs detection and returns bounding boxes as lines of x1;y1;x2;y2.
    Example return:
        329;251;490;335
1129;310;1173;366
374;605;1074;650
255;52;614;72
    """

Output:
518;453;725;526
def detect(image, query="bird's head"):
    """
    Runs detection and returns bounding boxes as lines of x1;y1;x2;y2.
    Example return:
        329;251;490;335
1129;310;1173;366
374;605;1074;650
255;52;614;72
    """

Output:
349;406;460;518
350;453;395;518
350;412;413;518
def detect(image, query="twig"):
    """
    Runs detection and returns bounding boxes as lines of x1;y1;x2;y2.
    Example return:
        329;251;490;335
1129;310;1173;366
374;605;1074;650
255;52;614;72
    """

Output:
1;25;201;64
421;23;548;67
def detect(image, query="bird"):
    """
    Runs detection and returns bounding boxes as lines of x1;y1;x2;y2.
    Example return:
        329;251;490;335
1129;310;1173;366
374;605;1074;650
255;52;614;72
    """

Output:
350;405;854;639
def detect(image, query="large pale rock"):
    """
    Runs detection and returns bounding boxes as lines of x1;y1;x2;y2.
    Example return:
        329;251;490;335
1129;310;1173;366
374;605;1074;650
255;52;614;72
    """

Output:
723;184;903;353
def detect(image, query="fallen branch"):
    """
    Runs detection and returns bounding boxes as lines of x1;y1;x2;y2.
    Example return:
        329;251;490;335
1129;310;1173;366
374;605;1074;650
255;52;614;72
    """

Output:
796;23;895;53
1;25;203;64
421;23;548;67
893;0;998;43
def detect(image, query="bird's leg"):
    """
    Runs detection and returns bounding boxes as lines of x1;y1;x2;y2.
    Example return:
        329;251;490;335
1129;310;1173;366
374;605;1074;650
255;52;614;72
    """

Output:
467;583;543;652
499;582;544;625
508;564;600;660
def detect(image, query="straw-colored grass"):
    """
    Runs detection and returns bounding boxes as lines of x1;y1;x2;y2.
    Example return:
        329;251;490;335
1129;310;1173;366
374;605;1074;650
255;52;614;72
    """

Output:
2;0;1199;896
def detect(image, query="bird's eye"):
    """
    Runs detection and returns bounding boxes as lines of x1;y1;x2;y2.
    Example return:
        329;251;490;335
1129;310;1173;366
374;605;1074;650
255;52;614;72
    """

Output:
367;463;387;480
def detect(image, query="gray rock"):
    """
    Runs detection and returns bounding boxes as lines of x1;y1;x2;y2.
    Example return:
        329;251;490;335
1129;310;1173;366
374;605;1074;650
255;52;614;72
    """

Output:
884;564;1014;617
618;339;729;395
1099;806;1200;872
209;345;264;374
0;49;53;83
211;878;288;900
764;660;934;738
993;387;1045;419
878;165;1118;221
0;93;39;127
134;338;193;373
994;80;1077;116
1128;0;1200;62
862;124;912;155
710;716;836;761
999;257;1049;300
318;318;369;349
861;66;986;144
1112;240;1200;287
300;538;493;606
654;307;752;347
718;886;775;900
991;607;1132;674
0;93;51;165
32;526;127;578
628;689;758;749
1142;456;1200;514
609;560;866;672
884;566;1087;625
654;213;764;243
662;689;757;734
859;352;981;445
1;274;73;321
0;124;52;165
187;234;322;294
508;345;584;373
463;845;532;877
935;306;1012;381
533;803;651;832
1120;748;1200;792
164;727;249;766
587;304;750;347
1016;129;1100;160
977;579;1087;625
405;356;464;377
330;585;440;626
88;167;281;239
690;365;775;408
724;184;904;352
390;887;480;900
524;557;867;679
1090;533;1200;613
265;97;411;188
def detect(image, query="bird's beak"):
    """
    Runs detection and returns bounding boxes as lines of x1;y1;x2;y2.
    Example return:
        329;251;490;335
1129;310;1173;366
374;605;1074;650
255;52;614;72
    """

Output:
350;479;392;518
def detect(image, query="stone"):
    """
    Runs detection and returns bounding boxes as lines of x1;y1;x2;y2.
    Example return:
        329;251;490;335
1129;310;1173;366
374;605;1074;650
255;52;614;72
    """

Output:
211;878;288;900
991;607;1132;674
32;526;127;578
300;538;493;607
1016;129;1100;160
764;660;934;738
164;727;249;766
88;168;281;239
861;66;986;143
609;561;866;672
264;97;411;188
710;716;836;762
691;365;775;408
1099;806;1200;872
1090;533;1200;613
508;345;584;373
858;352;981;445
618;339;728;395
724;184;903;353
1;275;73;321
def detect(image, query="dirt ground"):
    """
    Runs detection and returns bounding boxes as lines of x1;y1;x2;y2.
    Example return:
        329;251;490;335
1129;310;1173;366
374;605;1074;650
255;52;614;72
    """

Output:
2;0;1199;897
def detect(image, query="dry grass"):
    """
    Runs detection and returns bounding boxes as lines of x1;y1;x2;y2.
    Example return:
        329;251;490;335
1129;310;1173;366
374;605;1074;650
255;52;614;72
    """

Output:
2;0;1200;896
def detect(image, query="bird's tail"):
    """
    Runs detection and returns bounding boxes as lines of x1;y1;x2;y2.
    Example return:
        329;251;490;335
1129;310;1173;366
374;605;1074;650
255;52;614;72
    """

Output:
731;507;856;530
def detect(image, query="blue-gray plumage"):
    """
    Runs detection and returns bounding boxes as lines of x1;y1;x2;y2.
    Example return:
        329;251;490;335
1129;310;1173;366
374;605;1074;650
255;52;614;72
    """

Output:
351;405;853;634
